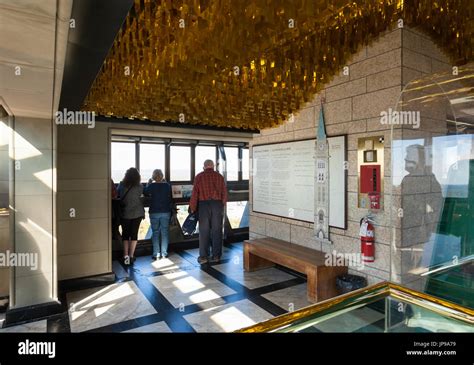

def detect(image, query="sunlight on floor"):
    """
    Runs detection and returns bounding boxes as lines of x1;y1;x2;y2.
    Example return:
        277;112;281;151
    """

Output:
209;306;257;332
189;289;222;303
70;282;135;321
151;257;179;271
171;274;205;294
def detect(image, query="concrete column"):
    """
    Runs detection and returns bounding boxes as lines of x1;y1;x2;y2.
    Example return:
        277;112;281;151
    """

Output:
10;116;57;308
0;0;72;312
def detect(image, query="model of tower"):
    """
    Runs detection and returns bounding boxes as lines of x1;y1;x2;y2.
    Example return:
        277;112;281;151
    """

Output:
314;103;332;245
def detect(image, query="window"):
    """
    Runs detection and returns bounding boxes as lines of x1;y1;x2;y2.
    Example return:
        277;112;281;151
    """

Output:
224;146;239;181
195;146;216;175
227;201;249;228
242;148;249;180
111;142;136;183
170;145;191;181
140;143;165;182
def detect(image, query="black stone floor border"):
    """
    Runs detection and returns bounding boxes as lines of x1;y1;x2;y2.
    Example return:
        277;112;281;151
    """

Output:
86;246;304;332
176;249;302;317
47;242;307;333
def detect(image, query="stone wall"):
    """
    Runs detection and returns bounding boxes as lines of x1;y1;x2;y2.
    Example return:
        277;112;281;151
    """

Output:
57;123;111;280
249;26;451;286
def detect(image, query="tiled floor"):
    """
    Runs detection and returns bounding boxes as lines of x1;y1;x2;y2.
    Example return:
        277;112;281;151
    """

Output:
0;242;386;333
213;260;296;289
183;299;273;332
262;283;312;311
67;281;157;332
148;268;236;308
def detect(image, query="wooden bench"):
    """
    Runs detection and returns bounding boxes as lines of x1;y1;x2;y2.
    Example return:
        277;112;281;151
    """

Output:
244;238;347;302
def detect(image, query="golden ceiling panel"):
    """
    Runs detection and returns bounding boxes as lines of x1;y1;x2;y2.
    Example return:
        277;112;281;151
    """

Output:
83;0;473;130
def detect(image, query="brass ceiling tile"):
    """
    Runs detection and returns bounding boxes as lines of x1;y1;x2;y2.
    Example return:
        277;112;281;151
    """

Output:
82;0;473;130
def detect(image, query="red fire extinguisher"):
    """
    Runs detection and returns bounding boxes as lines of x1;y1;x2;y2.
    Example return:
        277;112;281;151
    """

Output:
360;217;375;263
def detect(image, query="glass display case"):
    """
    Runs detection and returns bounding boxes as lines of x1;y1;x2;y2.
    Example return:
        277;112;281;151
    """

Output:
238;282;474;333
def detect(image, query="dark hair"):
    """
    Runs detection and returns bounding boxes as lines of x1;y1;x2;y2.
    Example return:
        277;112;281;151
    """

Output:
122;167;141;188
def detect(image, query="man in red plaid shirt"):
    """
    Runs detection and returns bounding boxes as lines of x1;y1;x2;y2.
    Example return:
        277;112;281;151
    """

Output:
190;159;227;264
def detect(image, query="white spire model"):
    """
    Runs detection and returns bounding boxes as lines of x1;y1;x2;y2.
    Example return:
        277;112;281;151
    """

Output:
314;103;332;245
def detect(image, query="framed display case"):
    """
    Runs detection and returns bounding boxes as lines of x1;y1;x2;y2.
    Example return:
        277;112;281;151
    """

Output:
237;282;474;333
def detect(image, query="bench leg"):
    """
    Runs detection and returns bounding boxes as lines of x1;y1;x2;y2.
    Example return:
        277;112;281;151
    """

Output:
307;266;348;303
307;267;318;302
244;244;274;272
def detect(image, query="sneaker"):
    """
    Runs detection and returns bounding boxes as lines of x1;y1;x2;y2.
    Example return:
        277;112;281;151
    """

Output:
130;256;136;264
162;253;169;259
209;256;221;264
152;255;158;261
197;256;208;265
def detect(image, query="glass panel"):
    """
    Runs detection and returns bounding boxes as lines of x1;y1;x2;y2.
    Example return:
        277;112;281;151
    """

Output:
139;143;165;182
227;201;249;228
170;145;191;181
195;146;216;175
225;146;239;181
111;142;136;183
257;283;474;334
242;148;249;180
284;296;473;333
389;64;474;309
294;299;386;333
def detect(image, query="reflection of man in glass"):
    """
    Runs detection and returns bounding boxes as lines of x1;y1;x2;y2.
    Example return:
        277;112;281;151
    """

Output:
401;144;442;255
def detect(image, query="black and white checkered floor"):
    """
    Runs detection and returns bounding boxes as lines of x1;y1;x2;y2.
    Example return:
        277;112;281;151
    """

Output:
0;242;389;333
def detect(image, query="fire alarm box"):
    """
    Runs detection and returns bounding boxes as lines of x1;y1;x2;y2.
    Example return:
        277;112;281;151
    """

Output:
368;191;381;210
358;136;384;210
360;165;381;194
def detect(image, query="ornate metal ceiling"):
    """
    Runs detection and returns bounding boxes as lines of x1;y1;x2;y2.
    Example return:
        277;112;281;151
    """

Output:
82;0;473;130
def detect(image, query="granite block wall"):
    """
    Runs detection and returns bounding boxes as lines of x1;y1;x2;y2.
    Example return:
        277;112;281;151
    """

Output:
249;26;451;286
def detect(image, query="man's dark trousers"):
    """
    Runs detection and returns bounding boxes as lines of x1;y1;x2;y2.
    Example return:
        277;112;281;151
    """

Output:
198;200;224;258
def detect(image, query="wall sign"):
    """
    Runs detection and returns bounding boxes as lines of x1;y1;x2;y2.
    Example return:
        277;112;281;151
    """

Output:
252;136;347;229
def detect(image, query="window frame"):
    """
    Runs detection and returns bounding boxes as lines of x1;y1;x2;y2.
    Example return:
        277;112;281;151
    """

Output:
241;147;250;181
110;136;249;184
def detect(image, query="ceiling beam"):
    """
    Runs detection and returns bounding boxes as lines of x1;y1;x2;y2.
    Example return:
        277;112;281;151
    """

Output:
59;0;134;111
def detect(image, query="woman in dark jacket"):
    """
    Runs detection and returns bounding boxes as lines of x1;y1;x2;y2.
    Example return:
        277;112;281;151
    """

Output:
118;168;144;265
144;169;173;260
